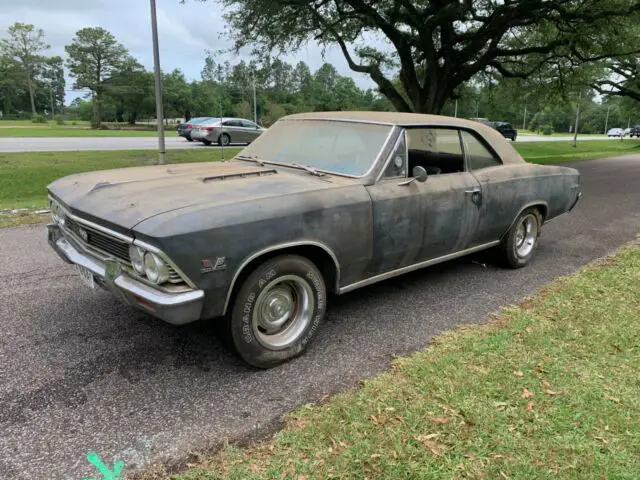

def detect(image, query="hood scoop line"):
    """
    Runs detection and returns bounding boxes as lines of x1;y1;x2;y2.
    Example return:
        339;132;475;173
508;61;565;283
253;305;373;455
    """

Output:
201;169;278;183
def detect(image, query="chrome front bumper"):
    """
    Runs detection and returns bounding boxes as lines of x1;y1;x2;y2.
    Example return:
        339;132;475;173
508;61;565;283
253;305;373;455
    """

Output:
47;224;204;325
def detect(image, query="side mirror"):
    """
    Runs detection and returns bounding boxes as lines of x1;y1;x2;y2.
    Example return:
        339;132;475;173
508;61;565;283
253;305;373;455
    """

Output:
412;166;428;183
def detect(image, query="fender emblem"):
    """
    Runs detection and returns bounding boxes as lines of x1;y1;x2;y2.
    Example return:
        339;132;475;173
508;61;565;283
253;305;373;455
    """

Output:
201;257;227;273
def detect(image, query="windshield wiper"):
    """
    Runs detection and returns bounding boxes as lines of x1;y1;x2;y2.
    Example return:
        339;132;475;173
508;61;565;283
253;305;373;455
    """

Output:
289;163;326;177
235;154;266;166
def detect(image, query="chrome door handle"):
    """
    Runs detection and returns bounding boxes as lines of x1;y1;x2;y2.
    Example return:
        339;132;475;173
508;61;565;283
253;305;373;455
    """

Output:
464;188;481;194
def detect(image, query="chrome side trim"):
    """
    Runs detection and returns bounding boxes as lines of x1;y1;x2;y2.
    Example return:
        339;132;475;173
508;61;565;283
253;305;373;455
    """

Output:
222;240;341;314
134;239;199;290
338;241;501;294
48;195;133;243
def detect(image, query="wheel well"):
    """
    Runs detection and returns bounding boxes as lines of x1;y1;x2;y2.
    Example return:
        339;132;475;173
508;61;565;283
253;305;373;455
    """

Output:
501;203;548;240
224;245;339;314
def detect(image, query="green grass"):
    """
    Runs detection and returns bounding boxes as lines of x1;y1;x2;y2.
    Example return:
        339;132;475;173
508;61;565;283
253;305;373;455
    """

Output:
0;139;638;215
0;119;161;137
514;139;640;164
168;244;640;480
0;148;240;210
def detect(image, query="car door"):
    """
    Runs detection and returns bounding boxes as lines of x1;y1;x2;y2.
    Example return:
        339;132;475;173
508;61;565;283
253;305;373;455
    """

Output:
364;127;482;276
240;120;262;142
461;130;521;246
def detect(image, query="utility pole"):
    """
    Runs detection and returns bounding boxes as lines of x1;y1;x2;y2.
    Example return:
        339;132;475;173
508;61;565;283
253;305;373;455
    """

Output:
572;92;581;148
454;99;458;118
523;105;527;130
149;0;165;165
252;75;257;124
603;105;611;134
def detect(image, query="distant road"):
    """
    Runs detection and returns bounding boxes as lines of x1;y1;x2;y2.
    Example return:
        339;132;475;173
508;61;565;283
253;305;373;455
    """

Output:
0;134;618;153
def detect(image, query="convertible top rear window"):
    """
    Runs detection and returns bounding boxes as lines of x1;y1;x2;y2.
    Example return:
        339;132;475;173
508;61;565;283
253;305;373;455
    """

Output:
239;119;393;177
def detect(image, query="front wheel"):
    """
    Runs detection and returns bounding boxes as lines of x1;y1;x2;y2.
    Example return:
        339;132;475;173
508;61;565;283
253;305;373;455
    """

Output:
228;255;327;368
186;136;193;142
498;208;542;268
201;139;212;146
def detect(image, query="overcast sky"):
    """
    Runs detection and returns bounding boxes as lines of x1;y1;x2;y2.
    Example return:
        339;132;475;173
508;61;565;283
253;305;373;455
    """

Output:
1;0;376;104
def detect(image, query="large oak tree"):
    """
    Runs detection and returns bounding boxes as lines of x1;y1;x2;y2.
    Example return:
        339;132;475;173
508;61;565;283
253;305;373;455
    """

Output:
196;0;640;114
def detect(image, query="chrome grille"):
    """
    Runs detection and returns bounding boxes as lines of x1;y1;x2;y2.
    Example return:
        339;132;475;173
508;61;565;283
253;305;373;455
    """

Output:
65;217;131;263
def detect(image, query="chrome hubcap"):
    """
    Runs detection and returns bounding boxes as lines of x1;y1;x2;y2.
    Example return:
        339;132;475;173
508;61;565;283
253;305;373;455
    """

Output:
515;214;538;258
252;275;314;350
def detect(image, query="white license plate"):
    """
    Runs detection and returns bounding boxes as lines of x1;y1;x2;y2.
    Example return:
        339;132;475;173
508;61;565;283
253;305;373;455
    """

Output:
77;265;95;290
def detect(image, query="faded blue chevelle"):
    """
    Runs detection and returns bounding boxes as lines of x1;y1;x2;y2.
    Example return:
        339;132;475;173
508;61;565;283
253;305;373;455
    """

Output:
47;112;581;368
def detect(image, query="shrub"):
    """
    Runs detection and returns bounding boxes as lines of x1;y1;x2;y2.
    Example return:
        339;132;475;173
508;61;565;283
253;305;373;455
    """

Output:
541;124;554;135
54;115;66;125
31;114;47;124
71;121;77;126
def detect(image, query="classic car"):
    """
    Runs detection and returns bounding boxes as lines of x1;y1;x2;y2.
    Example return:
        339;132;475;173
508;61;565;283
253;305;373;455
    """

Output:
190;117;267;146
47;111;582;368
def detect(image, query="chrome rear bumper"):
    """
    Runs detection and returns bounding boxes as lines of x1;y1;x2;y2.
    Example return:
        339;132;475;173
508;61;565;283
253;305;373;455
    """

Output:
48;224;204;325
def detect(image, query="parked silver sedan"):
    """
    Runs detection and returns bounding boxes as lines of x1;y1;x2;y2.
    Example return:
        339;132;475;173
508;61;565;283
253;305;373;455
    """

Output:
191;117;267;146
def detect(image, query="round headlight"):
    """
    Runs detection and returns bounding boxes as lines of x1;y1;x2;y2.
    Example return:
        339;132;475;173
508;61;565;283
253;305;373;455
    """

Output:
53;203;66;226
129;246;146;275
143;252;170;284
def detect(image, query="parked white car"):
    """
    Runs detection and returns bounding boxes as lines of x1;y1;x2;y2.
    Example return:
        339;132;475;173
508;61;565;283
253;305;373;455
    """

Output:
607;128;624;137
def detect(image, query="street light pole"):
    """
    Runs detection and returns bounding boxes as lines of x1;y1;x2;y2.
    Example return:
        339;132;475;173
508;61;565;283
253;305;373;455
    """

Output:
252;75;257;124
523;104;527;130
150;0;165;165
572;92;581;148
454;99;458;118
603;105;611;134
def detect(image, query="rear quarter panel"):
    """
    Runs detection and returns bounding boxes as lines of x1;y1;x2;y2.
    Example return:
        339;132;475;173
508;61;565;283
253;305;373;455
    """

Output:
472;164;580;244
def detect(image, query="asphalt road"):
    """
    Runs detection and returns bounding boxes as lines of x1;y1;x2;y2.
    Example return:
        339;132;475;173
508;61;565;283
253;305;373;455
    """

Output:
1;156;640;479
0;134;620;152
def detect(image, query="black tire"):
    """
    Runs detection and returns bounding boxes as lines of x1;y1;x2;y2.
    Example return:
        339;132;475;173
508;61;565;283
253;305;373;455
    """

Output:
201;139;212;146
498;208;542;269
228;255;326;368
186;136;193;142
218;133;231;146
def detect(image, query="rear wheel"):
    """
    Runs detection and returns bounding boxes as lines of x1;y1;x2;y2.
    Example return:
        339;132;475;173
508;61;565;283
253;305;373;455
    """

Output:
228;255;326;368
218;133;231;146
498;208;542;268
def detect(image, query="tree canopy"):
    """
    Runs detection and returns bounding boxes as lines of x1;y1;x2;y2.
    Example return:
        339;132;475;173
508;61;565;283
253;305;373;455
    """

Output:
207;0;640;114
65;27;130;127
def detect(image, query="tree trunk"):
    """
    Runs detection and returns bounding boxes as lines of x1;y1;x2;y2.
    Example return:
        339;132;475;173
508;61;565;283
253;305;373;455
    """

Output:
26;65;36;115
92;93;102;129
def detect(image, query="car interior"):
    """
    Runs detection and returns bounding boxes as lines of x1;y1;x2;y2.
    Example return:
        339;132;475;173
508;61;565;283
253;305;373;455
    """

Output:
406;128;465;175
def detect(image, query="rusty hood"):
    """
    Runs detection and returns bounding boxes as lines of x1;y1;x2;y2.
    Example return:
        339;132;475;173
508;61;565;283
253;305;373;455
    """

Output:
48;160;355;230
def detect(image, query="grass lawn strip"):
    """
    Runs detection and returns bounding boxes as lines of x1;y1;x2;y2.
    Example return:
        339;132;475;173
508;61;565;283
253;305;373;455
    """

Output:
171;243;640;480
0;139;638;216
0;148;241;210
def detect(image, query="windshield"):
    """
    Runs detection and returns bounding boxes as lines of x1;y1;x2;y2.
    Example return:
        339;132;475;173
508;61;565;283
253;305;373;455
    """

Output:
237;119;393;177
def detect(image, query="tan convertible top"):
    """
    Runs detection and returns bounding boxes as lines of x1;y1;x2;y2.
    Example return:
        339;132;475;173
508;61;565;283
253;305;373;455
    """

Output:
283;111;526;165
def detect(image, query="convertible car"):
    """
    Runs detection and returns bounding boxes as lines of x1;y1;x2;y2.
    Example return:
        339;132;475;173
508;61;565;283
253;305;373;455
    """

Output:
47;112;581;368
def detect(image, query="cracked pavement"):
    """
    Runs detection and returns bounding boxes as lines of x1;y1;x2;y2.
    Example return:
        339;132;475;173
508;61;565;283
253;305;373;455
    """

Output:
0;156;639;479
